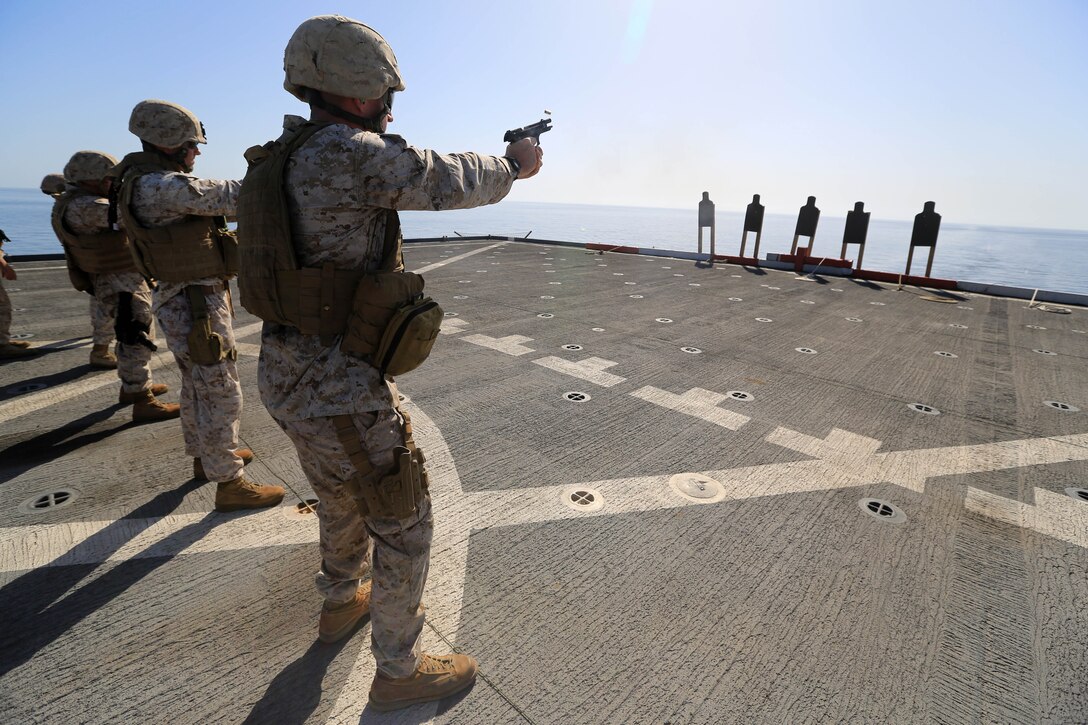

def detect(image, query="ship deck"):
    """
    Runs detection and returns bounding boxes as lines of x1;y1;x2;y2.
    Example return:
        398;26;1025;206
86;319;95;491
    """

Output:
1;238;1086;724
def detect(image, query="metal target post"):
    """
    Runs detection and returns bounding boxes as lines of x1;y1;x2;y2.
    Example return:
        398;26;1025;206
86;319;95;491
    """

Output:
697;192;716;261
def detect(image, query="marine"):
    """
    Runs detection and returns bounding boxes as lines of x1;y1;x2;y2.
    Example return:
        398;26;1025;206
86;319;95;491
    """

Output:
44;172;117;367
110;100;284;510
238;15;543;713
0;229;36;359
53;151;179;422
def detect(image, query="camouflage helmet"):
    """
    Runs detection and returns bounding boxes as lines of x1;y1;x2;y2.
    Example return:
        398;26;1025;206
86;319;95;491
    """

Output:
283;15;405;102
63;151;119;184
128;99;207;148
39;173;67;195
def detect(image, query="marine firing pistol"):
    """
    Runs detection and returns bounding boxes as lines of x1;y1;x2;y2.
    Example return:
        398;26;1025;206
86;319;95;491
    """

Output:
504;118;552;144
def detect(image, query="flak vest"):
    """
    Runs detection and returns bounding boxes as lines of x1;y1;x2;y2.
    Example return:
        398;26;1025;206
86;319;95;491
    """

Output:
111;152;238;282
51;191;136;291
236;122;442;376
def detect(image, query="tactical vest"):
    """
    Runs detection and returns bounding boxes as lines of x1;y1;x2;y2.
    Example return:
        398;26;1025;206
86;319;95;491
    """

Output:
238;123;437;367
51;191;137;277
112;152;238;283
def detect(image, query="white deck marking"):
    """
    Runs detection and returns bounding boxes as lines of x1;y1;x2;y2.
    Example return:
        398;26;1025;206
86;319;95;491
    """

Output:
532;355;626;387
412;242;506;274
438;318;470;335
3;405;1088;723
630;386;751;430
462;334;535;356
13;265;69;271
0;321;264;426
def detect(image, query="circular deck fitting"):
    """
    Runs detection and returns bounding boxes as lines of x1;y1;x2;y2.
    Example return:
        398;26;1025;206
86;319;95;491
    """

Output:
845;317;863;323
475;270;487;273
612;272;624;276
755;317;774;323
597;264;608;267
767;286;780;290
857;498;907;524
443;312;459;317
795;347;818;355
670;473;725;503
545;257;554;260
830;288;843;292
1044;400;1079;412
728;297;743;302
1033;349;1057;356
727;391;754;401
662;266;672;269
908;403;941;415
960;306;974;310
681;346;703;354
537;313;554;319
629;294;644;299
949;323;968;329
5;382;48;396
625;282;637;285
731;274;742;277
563;487;605;512
549;281;562;285
919;295;958;304
9;333;35;340
284;499;320;519
453;295;468;300
1072;330;1086;334
491;262;500;265
592;327;605;332
869;301;886;306
457;280;472;284
655;318;673;324
540;295;554;299
562;344;584;351
673;274;685;277
1064;487;1088;503
19;488;81;515
800;300;815;304
1026;325;1047;330
934;351;958;358
563;391;591;402
689;283;702;287
545;270;556;273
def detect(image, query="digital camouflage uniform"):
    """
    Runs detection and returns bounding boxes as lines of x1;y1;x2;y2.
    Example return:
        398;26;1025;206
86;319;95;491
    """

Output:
129;172;245;483
61;192;154;394
258;114;516;677
0;245;11;342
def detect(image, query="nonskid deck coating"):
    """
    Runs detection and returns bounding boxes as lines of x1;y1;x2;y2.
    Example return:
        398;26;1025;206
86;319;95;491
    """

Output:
0;240;1086;724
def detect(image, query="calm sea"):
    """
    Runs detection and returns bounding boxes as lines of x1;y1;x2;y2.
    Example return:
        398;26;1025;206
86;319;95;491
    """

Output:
3;188;1086;295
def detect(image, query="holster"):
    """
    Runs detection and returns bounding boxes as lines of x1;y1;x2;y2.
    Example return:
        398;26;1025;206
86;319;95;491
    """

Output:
332;412;429;520
115;291;157;351
186;285;235;365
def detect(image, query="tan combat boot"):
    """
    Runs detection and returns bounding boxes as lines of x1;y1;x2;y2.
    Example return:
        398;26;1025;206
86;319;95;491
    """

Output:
194;448;254;481
319;581;373;643
214;476;285;512
89;343;117;368
119;383;168;405
368;653;479;712
6;339;31;348
0;342;36;359
131;391;181;422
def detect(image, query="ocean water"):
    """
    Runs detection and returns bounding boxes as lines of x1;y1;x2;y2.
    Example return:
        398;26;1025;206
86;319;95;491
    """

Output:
3;189;1086;295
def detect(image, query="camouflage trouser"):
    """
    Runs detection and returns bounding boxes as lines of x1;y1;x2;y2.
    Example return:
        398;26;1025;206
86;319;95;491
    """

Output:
0;278;10;341
93;272;154;394
275;410;433;678
90;293;115;346
156;288;244;483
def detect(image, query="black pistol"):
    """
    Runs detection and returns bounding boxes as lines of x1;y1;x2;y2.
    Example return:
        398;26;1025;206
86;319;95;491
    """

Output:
504;118;552;144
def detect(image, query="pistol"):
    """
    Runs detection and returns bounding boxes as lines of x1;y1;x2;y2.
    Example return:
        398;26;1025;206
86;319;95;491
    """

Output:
504;118;552;144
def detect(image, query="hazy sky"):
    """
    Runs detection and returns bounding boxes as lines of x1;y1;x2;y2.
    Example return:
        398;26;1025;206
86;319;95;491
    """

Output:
1;0;1085;230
